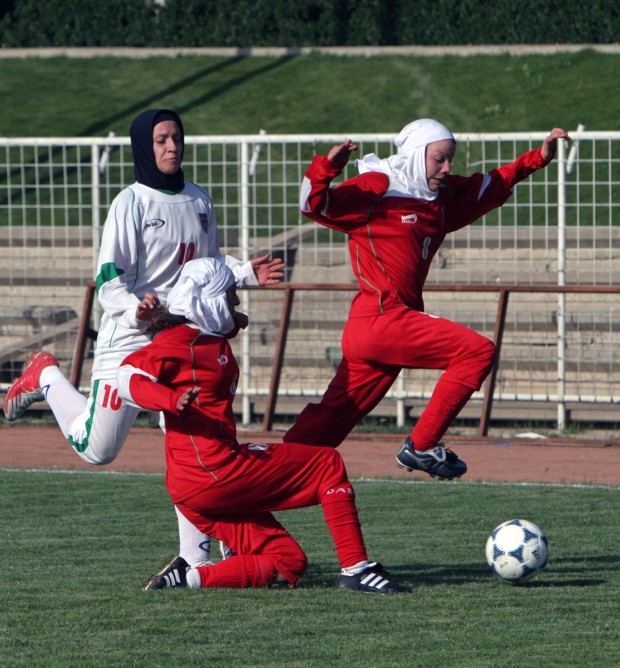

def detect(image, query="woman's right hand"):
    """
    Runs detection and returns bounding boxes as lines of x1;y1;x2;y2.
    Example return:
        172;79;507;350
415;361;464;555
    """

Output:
327;139;358;168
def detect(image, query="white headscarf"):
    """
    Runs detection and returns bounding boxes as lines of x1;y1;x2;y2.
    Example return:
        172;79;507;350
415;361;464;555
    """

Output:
355;118;455;201
166;257;237;335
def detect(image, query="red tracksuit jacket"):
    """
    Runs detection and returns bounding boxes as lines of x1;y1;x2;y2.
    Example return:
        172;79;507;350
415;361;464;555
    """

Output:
120;324;240;502
300;148;550;315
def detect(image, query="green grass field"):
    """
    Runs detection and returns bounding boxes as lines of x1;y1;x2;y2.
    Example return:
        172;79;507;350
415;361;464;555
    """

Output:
1;468;618;667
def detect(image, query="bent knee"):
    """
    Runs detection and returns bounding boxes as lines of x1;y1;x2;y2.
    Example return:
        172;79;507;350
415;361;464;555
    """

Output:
70;432;123;465
479;337;497;366
77;449;118;465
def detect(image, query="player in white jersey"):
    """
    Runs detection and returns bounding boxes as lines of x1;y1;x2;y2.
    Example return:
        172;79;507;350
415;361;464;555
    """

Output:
4;108;284;569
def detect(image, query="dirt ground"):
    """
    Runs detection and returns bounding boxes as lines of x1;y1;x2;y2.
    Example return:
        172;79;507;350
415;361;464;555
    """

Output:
1;425;618;485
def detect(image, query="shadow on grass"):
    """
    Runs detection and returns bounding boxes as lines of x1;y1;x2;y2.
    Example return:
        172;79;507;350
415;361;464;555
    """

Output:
84;56;299;136
301;555;616;590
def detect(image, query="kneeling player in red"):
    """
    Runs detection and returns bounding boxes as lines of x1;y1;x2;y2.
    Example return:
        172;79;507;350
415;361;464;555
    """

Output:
117;257;409;594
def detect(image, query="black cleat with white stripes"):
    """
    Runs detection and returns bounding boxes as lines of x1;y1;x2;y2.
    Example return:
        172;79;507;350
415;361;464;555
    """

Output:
337;562;411;594
143;556;189;590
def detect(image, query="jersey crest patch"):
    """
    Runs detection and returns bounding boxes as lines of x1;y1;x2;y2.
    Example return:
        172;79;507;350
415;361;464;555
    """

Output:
401;213;418;224
199;213;210;234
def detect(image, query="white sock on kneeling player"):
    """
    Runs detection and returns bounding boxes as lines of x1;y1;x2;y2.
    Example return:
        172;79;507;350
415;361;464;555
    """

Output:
186;568;202;589
175;505;213;566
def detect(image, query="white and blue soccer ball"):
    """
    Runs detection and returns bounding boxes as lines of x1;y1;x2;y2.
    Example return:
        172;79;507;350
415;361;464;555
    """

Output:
485;519;549;582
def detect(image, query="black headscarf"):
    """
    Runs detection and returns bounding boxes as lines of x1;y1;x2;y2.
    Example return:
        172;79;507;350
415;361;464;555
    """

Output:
129;109;185;192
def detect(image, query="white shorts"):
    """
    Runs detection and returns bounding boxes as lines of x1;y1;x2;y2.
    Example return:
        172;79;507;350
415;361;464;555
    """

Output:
68;376;146;465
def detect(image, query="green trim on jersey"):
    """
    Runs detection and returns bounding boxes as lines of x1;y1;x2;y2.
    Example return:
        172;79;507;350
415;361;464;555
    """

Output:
96;263;125;295
67;379;99;453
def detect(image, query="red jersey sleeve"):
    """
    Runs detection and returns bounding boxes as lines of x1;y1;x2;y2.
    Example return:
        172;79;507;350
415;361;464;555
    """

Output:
118;349;185;415
444;147;551;233
493;147;550;188
300;155;389;231
128;371;183;414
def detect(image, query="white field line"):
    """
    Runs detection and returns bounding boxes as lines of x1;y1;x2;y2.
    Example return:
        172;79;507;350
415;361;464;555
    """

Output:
1;467;618;491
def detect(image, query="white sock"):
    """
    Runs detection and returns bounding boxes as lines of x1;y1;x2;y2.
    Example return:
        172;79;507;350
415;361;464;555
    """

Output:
175;505;212;566
40;367;87;439
341;560;369;576
186;568;202;589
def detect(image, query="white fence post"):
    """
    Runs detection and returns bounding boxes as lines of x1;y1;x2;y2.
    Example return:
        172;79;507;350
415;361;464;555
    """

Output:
90;142;102;329
239;139;252;425
556;139;567;431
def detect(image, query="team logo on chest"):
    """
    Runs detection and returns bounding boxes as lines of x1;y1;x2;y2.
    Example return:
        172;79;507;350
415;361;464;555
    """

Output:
401;213;418;224
199;213;210;234
144;218;165;230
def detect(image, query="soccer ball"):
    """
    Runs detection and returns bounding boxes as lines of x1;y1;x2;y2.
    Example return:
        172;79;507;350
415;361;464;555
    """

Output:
485;519;549;583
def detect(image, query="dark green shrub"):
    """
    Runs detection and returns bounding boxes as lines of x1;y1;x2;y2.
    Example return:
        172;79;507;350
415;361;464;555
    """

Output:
1;0;619;47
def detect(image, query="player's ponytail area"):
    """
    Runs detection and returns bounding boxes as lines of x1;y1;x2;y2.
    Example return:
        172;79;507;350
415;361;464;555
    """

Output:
1;427;617;666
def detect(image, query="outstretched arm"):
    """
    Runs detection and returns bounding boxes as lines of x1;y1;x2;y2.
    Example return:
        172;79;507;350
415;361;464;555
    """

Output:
299;138;387;230
445;128;572;233
490;127;572;191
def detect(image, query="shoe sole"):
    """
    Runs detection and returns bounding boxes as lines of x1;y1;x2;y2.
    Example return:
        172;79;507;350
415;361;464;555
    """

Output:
4;389;44;421
337;579;412;594
142;574;159;590
142;555;179;591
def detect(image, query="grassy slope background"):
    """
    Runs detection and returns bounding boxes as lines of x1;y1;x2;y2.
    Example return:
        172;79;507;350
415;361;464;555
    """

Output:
0;50;617;138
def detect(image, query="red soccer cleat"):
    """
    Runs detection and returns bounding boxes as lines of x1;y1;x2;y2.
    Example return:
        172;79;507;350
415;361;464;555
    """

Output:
3;351;59;421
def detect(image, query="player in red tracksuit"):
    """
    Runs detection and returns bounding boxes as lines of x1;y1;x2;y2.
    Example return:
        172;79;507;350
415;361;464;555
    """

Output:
283;119;570;480
117;257;409;593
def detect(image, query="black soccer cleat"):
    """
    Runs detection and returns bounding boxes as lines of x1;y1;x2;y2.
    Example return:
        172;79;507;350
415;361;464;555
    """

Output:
396;437;467;480
337;562;411;594
143;555;190;590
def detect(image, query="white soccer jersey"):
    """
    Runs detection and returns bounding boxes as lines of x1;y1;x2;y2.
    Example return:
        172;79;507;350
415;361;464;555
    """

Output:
93;181;256;377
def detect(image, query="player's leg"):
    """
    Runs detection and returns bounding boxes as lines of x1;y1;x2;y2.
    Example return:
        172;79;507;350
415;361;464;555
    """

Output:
149;418;217;574
362;309;495;479
64;377;140;464
2;351;135;464
173;505;213;566
292;444;408;592
4;351;217;579
283;355;399;447
149;410;220;568
148;507;307;590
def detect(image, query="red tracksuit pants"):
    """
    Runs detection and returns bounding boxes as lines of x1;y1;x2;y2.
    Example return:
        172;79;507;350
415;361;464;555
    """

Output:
175;441;367;588
284;307;496;448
